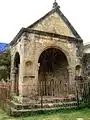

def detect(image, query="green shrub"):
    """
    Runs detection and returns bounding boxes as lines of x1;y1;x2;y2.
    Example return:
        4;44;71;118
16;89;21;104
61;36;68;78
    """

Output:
0;49;11;81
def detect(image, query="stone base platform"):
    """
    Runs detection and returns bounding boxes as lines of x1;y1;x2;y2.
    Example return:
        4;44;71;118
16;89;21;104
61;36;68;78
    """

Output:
10;103;77;116
8;96;78;116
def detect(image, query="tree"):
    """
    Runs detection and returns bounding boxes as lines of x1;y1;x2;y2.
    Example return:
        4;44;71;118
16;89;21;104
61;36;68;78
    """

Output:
0;49;11;81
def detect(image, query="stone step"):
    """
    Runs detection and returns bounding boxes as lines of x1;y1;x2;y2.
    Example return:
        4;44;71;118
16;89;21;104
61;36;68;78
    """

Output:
10;105;77;116
39;98;75;103
38;96;76;103
10;100;78;110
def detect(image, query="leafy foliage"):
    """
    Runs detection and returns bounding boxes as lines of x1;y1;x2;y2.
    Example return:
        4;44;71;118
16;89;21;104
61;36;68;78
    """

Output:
0;49;11;81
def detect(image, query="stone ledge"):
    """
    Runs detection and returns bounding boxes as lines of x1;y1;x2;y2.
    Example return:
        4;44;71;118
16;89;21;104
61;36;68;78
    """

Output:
10;105;77;116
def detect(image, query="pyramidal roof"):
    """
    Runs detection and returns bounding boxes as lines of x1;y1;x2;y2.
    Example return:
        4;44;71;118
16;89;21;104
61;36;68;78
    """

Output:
28;1;81;39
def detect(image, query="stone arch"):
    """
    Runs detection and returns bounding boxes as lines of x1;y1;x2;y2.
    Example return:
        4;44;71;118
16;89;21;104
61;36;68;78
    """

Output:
38;47;69;97
14;52;20;68
75;65;81;77
36;45;72;67
13;52;20;96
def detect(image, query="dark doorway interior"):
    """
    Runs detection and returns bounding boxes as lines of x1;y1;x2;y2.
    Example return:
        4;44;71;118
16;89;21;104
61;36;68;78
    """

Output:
14;52;20;96
38;48;69;97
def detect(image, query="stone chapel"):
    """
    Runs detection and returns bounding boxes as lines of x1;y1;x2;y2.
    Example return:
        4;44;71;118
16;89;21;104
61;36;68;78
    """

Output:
10;1;84;108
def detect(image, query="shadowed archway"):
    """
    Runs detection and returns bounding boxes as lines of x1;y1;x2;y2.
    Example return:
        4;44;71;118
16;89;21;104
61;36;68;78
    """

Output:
14;52;20;96
38;48;69;98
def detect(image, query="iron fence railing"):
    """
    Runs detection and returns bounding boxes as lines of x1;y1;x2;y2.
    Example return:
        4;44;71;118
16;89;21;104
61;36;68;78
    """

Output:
0;81;90;110
0;82;11;110
22;81;90;108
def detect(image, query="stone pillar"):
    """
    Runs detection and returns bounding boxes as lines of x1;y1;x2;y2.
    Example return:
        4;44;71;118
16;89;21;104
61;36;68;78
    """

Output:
68;67;74;85
11;68;16;95
35;63;40;83
21;63;40;103
68;66;76;95
35;63;40;94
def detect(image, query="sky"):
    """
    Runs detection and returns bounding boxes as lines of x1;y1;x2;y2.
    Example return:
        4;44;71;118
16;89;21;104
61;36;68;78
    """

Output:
0;0;90;44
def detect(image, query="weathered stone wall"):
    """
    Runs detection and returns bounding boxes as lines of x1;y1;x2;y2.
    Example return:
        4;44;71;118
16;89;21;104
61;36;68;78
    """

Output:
21;33;81;98
83;44;90;81
29;12;75;38
10;31;83;103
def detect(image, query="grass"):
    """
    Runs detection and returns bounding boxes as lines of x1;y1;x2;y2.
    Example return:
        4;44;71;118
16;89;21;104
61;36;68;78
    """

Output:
0;108;90;120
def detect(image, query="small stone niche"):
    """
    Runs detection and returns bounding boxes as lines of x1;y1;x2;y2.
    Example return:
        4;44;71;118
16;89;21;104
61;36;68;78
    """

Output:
25;61;33;74
25;61;32;66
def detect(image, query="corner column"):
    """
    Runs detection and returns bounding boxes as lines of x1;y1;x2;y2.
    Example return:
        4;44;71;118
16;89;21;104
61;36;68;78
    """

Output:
11;68;16;95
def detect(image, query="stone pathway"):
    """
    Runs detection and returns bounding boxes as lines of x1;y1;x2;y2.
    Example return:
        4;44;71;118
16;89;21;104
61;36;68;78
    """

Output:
76;118;84;120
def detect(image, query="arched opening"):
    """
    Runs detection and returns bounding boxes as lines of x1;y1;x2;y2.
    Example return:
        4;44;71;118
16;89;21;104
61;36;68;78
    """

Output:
75;65;81;77
38;48;69;98
83;54;90;77
14;52;20;96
